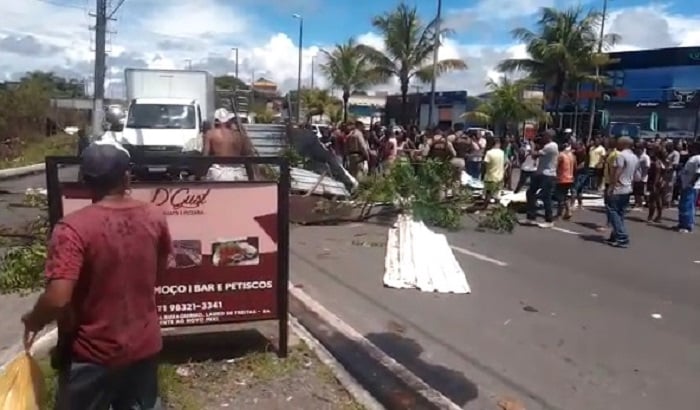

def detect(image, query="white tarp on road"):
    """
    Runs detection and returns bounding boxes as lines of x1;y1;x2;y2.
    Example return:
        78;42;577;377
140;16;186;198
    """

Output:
384;214;471;294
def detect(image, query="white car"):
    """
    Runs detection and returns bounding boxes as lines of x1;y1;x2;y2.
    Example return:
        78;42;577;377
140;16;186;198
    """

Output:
311;123;329;139
465;127;494;138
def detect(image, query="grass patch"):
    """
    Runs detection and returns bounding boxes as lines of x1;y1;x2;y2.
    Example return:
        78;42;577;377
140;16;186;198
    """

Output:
33;337;363;409
37;358;200;409
0;133;77;169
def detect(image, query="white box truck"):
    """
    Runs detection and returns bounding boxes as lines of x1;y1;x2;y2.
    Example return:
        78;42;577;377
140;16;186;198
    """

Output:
118;68;215;175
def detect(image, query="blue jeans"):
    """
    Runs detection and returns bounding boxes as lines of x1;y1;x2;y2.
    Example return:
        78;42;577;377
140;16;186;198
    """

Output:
466;161;481;179
677;187;698;231
55;356;162;410
526;174;556;222
606;193;631;244
574;168;596;196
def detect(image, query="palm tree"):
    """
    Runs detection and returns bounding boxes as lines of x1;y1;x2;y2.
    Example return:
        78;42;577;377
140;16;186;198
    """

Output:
319;38;379;122
358;2;467;126
498;6;617;128
298;88;340;123
462;78;550;136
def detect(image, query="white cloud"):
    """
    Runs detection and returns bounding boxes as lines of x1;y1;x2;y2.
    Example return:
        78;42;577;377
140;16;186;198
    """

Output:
0;1;699;99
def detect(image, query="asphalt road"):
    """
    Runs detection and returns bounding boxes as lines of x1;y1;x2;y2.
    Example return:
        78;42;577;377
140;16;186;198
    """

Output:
291;208;700;410
3;168;699;410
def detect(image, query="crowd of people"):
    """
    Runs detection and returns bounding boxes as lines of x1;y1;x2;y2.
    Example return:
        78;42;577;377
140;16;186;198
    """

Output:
319;122;700;248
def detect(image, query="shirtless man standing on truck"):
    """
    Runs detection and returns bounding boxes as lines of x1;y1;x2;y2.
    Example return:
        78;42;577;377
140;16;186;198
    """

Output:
203;108;258;180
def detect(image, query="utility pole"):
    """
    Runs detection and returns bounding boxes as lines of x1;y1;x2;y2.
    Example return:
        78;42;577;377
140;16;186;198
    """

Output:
427;0;442;129
293;13;303;123
587;0;609;141
310;56;315;89
251;69;255;108
232;48;239;79
91;0;108;138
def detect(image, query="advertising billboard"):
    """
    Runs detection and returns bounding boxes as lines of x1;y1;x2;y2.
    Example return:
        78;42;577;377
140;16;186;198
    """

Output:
45;156;291;355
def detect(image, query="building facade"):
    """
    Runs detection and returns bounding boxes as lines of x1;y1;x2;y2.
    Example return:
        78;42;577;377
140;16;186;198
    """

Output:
554;46;700;138
599;47;700;138
384;90;469;129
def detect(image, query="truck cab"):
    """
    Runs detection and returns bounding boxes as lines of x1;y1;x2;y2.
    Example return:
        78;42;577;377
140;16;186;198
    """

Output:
121;97;204;175
114;68;215;178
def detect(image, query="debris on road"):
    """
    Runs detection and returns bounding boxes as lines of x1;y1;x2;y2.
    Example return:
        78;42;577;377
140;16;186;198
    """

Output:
522;305;539;313
651;313;663;319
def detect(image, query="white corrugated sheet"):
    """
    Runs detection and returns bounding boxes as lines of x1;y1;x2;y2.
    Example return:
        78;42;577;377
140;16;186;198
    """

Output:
384;214;471;294
290;168;350;198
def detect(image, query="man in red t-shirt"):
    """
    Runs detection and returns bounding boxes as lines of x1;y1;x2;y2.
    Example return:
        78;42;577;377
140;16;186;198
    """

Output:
22;141;172;409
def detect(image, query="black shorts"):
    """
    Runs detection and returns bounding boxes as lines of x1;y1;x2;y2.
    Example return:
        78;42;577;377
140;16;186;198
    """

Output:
555;183;573;199
632;181;646;196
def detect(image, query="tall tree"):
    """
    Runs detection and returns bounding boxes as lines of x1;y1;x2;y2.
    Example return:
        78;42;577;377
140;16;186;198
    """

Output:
21;71;85;98
318;38;379;122
358;2;467;126
497;6;617;128
298;88;340;123
462;78;550;136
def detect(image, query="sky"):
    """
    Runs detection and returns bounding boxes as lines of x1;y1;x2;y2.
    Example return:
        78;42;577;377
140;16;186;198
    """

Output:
0;0;699;97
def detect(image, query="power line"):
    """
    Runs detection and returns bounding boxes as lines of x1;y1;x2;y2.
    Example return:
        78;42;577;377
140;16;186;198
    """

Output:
107;0;126;19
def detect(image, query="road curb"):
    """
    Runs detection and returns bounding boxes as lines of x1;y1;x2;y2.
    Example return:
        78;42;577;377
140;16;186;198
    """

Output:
0;327;57;371
288;283;462;410
0;163;45;180
289;314;385;410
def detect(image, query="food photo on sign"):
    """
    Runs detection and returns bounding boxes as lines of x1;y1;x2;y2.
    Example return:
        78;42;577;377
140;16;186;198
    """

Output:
171;240;203;268
212;237;260;267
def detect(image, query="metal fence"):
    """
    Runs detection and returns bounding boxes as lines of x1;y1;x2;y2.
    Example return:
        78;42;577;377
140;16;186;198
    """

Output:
244;124;288;156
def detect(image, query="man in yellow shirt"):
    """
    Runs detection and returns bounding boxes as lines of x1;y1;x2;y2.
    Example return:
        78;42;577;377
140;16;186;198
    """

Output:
598;142;619;232
482;137;505;208
588;138;607;190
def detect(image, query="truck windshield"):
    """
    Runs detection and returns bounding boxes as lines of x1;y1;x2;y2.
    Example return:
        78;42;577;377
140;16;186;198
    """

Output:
126;104;196;129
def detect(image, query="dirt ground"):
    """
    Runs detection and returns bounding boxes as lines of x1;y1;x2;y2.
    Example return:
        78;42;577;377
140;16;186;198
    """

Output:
38;322;364;410
157;322;364;410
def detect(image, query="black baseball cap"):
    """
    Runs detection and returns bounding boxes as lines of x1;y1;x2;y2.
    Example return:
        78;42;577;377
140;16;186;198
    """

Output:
80;141;131;182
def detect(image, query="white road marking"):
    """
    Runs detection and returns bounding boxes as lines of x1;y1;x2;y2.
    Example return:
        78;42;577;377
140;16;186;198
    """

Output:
450;245;509;267
651;313;663;319
289;284;463;410
550;226;582;235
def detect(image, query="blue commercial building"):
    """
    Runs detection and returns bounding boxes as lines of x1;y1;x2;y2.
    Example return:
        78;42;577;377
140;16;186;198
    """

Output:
555;46;700;138
384;90;470;129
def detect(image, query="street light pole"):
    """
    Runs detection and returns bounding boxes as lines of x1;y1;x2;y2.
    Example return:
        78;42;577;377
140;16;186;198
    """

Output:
293;13;303;124
587;0;609;141
184;59;192;70
311;56;315;89
427;0;442;129
232;47;239;79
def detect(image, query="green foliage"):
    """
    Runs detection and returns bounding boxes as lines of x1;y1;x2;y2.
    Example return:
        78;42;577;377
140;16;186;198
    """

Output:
355;159;472;230
0;133;77;169
462;78;550;135
1;71;82;163
252;107;278;124
281;146;310;169
0;193;49;294
319;38;382;122
355;3;467;125
0;241;47;294
476;205;518;233
497;6;620;113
